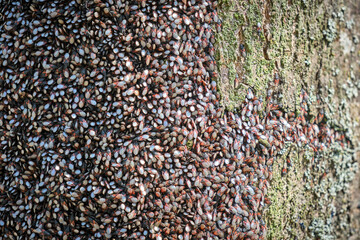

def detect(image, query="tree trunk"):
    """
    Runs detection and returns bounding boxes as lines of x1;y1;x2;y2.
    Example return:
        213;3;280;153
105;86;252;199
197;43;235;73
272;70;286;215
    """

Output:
216;0;360;239
0;0;359;239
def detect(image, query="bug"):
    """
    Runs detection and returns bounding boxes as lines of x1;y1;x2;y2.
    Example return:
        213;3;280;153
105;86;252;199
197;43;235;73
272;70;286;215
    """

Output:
281;166;287;176
274;72;280;85
240;44;246;57
256;22;262;35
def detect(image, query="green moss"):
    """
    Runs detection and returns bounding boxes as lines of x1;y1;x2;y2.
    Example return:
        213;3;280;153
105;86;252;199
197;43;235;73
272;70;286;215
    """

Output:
266;145;314;239
215;0;276;108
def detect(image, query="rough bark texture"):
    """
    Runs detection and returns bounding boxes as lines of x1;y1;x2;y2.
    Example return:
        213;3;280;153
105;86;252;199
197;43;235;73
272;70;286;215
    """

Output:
215;0;360;239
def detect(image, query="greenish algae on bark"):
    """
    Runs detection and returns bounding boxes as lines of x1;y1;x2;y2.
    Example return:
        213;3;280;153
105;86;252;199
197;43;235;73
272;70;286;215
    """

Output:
215;0;360;239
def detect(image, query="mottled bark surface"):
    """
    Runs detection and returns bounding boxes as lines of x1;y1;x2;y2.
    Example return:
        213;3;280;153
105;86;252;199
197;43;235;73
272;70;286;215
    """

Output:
216;0;360;239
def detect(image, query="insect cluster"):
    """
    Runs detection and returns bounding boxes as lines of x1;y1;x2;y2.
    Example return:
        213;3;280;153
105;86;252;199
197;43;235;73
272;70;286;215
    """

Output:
0;0;348;239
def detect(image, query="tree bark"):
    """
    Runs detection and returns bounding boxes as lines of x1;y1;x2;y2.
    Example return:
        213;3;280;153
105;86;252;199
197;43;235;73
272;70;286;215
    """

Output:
216;0;360;239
